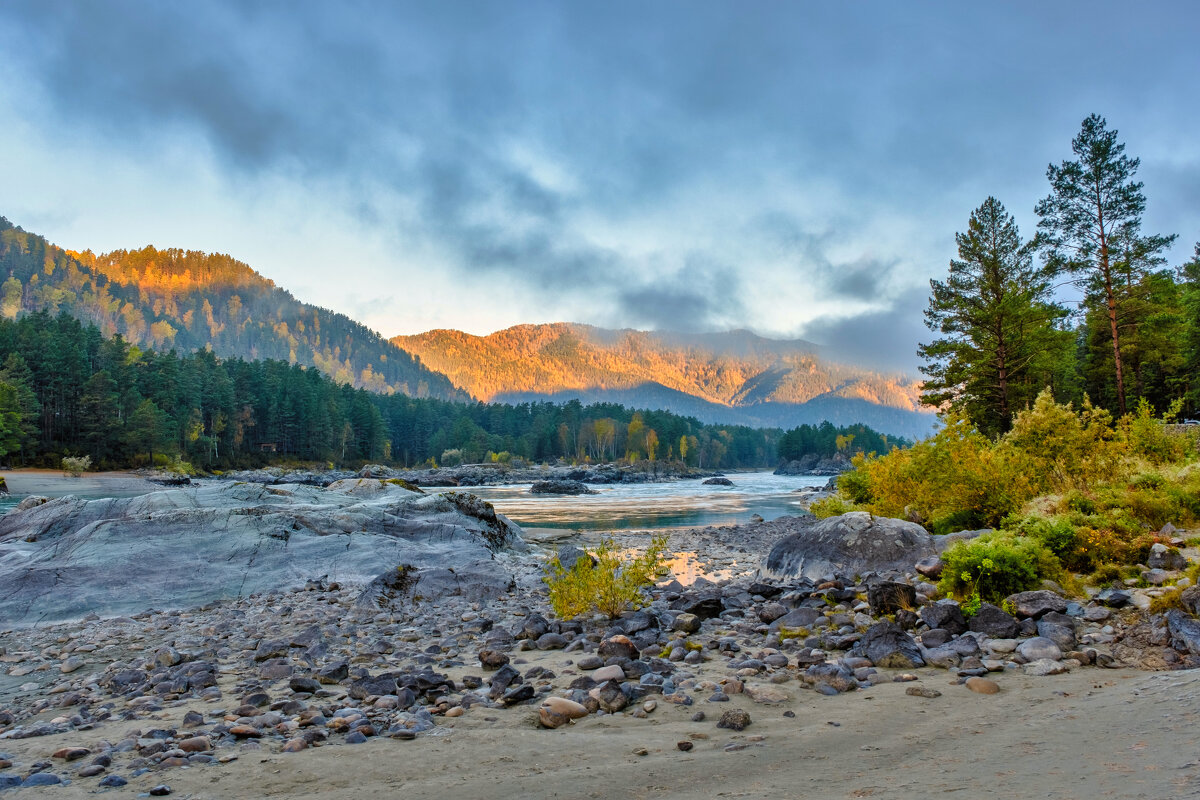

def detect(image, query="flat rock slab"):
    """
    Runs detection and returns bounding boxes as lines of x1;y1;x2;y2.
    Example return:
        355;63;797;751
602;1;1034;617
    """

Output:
0;481;525;624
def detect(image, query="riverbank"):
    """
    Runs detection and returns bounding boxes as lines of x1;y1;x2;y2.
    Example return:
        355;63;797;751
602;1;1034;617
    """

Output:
2;483;1199;798
0;560;1195;799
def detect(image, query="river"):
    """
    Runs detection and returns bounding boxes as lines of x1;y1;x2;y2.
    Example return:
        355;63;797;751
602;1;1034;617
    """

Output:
0;469;830;532
467;470;829;532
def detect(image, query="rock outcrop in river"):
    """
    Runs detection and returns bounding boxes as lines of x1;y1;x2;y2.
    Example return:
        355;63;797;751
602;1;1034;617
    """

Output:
0;480;525;625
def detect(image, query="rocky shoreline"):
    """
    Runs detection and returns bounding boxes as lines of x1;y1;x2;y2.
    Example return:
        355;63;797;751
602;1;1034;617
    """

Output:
3;504;1200;794
212;462;722;490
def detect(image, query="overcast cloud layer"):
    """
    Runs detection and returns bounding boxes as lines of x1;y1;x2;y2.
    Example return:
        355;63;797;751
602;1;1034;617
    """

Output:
1;1;1196;372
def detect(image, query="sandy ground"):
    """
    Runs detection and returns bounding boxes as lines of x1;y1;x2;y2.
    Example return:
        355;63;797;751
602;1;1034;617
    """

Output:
0;469;170;500
4;667;1199;799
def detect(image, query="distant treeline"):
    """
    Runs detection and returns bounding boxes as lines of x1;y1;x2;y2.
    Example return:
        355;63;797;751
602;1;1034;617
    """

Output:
775;423;907;464
0;312;903;471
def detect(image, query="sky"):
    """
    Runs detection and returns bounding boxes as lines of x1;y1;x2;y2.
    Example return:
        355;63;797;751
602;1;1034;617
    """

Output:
0;1;1196;373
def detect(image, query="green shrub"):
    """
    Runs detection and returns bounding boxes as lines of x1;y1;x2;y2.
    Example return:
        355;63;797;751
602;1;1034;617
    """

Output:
544;535;669;619
1089;562;1122;587
837;468;874;505
939;531;1061;603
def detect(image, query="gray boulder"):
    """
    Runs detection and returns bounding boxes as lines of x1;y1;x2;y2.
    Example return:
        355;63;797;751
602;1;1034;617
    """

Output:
765;512;935;581
801;662;857;693
968;604;1019;638
1016;636;1063;662
1166;609;1200;655
919;602;967;635
702;477;734;486
852;621;925;669
0;481;525;624
1006;590;1068;619
1148;543;1187;571
1036;612;1077;652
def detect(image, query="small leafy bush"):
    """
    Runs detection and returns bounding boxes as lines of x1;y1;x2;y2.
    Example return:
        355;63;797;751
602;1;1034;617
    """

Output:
544;535;669;619
62;455;92;477
939;531;1061;603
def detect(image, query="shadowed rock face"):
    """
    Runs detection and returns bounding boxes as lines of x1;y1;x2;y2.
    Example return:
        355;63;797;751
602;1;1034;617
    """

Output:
0;480;525;625
764;512;934;581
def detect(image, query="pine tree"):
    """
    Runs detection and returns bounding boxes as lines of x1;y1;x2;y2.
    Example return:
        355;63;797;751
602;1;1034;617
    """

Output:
920;197;1068;436
1035;114;1177;415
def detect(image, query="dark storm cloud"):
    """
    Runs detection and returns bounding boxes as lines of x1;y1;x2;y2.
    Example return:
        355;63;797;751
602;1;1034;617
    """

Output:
800;287;934;374
614;257;747;332
2;0;1197;367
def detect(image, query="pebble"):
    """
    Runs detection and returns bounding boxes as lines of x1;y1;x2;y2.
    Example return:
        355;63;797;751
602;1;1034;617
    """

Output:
677;741;694;752
906;686;942;698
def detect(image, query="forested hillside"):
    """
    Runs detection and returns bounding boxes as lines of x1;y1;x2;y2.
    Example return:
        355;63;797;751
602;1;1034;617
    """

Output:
393;324;936;438
0;312;897;471
0;218;462;400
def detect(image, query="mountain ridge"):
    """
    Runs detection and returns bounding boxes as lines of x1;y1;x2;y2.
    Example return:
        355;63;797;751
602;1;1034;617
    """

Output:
393;323;936;439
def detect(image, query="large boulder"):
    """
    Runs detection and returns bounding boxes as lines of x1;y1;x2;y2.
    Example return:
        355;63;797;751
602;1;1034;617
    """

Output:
967;604;1019;638
851;621;925;669
0;481;525;624
919;602;967;635
765;512;935;581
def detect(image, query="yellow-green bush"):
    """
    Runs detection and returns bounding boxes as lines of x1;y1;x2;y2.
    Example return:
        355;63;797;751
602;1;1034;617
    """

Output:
836;414;1036;533
1004;391;1127;494
809;495;860;518
832;391;1198;549
544;536;669;619
939;531;1062;603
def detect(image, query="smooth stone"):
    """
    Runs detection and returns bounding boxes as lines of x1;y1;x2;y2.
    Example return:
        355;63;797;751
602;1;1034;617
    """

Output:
177;736;211;753
965;677;1000;695
1016;637;1062;662
744;684;789;704
591;665;625;683
1023;658;1068;676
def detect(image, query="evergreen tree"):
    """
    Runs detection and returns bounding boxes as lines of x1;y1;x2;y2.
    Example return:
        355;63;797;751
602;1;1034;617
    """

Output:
920;197;1068;436
1180;244;1200;411
0;353;40;461
1035;114;1177;415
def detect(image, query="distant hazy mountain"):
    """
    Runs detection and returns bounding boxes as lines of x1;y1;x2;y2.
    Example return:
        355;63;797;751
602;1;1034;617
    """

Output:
0;217;463;400
393;323;936;438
